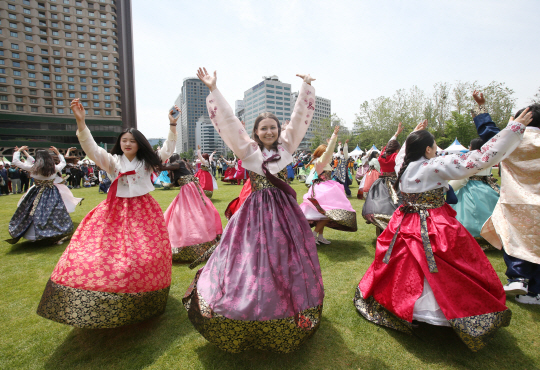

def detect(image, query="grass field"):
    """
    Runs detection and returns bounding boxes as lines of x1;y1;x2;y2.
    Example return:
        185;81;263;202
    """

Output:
1;176;539;370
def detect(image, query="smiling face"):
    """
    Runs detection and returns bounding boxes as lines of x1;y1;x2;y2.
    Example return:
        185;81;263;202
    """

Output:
120;132;139;157
256;118;279;150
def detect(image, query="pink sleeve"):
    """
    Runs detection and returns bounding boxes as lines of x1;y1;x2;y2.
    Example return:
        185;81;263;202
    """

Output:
206;89;258;161
280;82;316;154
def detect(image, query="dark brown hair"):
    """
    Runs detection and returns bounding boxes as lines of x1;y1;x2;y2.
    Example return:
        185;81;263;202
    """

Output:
382;140;401;158
31;149;56;177
252;112;281;151
110;128;161;171
515;104;540;128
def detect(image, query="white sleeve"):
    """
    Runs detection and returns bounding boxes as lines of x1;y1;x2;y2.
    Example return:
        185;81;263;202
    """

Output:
76;127;115;174
12;151;34;171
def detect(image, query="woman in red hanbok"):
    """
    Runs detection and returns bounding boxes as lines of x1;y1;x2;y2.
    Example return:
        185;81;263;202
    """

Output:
355;112;532;351
37;100;177;329
194;147;218;198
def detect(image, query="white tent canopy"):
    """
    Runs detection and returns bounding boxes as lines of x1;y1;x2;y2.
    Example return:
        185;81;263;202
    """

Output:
349;146;364;157
445;138;468;155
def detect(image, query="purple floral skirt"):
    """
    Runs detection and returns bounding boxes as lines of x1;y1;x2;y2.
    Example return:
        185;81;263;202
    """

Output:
183;187;324;352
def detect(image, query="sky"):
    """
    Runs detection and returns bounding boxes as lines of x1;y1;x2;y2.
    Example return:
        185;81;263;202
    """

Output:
131;0;540;139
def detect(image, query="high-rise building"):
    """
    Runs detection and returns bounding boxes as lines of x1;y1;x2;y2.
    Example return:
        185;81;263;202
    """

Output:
195;116;225;156
242;75;292;134
0;0;135;159
174;77;210;154
234;99;244;122
290;92;331;151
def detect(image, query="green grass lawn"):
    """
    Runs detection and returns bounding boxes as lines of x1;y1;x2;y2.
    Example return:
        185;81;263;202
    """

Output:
1;175;539;370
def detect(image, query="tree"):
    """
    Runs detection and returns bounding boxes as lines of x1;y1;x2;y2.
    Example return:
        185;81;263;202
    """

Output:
531;87;540;104
178;151;194;160
310;114;343;151
152;139;163;151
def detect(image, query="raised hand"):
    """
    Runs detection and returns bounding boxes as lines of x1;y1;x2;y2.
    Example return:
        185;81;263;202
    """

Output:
473;90;486;106
296;74;316;85
198;145;201;150
333;125;340;135
70;98;85;122
50;146;60;155
196;67;217;91
413;119;428;132
169;105;181;124
513;107;533;126
396;122;403;135
345;138;349;144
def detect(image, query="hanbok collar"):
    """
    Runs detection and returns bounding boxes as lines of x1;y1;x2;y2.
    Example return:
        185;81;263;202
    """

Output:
121;154;142;172
261;147;277;160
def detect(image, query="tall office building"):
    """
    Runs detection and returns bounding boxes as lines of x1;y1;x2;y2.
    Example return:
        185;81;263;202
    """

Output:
0;0;136;158
234;99;244;122
290;92;331;151
195;116;225;156
242;75;292;134
174;77;210;154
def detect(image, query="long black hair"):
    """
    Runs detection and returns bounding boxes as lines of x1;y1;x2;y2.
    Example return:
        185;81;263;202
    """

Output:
394;130;435;191
31;149;56;177
110;128;161;171
515;103;540;128
469;138;485;151
368;151;379;161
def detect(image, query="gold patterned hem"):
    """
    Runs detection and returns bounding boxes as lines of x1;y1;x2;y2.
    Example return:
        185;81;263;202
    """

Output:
448;309;511;352
353;287;413;334
309;208;358;232
203;190;213;198
183;270;323;353
371;213;392;230
37;279;169;329
172;235;221;263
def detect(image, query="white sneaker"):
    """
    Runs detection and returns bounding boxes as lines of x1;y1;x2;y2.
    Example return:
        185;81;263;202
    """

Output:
503;281;528;296
515;294;540;305
318;235;331;244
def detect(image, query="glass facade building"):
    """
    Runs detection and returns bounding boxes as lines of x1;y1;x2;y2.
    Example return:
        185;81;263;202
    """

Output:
0;0;135;158
175;77;210;154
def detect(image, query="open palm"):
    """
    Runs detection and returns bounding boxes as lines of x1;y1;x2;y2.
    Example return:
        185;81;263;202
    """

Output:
197;68;217;91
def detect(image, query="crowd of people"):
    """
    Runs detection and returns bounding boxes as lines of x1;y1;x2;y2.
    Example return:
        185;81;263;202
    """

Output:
4;69;539;355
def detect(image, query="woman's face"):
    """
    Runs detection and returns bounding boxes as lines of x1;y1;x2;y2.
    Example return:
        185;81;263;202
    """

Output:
425;141;438;159
120;132;139;157
256;118;279;149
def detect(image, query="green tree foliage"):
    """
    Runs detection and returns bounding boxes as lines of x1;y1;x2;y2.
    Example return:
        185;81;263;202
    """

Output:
178;151;194;160
352;81;516;150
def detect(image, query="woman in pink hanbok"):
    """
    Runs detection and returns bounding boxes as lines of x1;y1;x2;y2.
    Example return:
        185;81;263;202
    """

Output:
183;68;324;353
299;125;357;245
194;147;218;198
37;100;177;329
163;154;222;263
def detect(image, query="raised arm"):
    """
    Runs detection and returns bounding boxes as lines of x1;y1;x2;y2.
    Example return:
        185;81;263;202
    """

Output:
280;74;317;153
157;106;178;163
315;126;339;174
72;99;115;173
209;151;215;163
198;68;256;160
50;146;66;172
12;147;34;172
343;140;349;160
471;90;501;142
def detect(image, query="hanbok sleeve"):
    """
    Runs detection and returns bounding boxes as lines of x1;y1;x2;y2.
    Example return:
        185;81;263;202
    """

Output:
280;82;316;154
343;143;349;161
55;155;66;172
158;129;177;163
473;111;501;142
12;151;33;171
394;143;406;174
315;133;337;174
206;89;257;160
432;121;526;181
76;127;115;174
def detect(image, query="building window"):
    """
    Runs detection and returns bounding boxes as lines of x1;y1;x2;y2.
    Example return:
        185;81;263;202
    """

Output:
69;92;76;98
46;108;53;113
55;83;63;89
58;108;64;113
81;85;87;90
13;71;22;76
1;104;9;110
55;76;62;81
65;41;72;46
80;77;86;82
43;75;50;80
92;86;99;91
29;81;37;87
68;84;75;90
14;79;22;85
93;102;99;107
57;100;64;105
105;110;111;116
91;62;98;67
31;106;38;112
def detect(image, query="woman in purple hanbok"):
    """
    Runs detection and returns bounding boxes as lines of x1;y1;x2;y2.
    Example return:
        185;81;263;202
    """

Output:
183;68;324;353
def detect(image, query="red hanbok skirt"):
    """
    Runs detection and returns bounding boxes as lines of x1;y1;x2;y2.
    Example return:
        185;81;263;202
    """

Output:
194;169;213;192
224;179;252;219
356;203;510;351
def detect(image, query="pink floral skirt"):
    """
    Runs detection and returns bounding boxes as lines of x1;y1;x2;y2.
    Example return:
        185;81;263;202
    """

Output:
37;194;172;328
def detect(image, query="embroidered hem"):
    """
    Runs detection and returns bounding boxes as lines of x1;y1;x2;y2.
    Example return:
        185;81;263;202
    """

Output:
203;190;213;198
354;287;511;352
172;235;221;263
37;279;169;328
183;270;322;353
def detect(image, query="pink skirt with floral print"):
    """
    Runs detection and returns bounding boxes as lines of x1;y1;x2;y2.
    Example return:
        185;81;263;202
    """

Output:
50;194;172;293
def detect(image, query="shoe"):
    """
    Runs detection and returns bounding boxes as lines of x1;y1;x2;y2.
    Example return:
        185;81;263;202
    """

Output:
312;230;319;245
318;235;331;244
515;294;540;305
503;281;528;296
